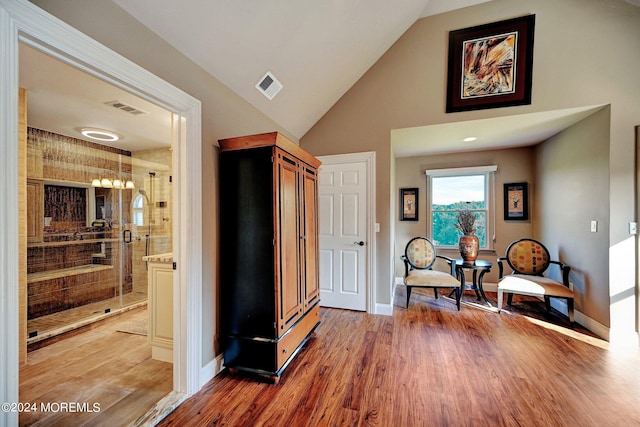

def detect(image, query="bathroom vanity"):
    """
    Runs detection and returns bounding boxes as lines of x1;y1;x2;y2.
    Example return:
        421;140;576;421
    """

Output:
144;253;174;363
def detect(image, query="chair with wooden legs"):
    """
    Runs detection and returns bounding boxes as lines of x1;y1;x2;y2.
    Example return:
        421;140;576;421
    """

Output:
401;237;462;310
497;238;574;323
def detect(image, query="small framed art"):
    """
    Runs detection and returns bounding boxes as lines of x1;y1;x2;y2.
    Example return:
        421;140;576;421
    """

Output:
504;182;529;221
400;188;418;221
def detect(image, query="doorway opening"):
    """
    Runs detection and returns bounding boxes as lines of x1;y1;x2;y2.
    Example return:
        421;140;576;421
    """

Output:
19;43;175;424
1;1;204;424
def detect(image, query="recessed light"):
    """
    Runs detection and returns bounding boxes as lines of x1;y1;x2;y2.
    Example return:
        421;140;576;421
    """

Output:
81;128;120;142
463;137;478;142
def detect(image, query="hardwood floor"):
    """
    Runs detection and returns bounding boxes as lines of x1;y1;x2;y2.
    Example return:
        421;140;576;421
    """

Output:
19;307;172;427
159;288;640;427
27;291;148;345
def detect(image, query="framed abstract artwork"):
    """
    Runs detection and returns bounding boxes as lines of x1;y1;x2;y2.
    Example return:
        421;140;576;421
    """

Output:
504;182;529;221
446;15;535;113
400;188;419;221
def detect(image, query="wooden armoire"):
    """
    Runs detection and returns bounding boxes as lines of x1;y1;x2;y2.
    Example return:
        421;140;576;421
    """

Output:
218;132;321;380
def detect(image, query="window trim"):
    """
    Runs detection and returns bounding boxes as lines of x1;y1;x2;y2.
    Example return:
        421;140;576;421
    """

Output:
426;165;497;250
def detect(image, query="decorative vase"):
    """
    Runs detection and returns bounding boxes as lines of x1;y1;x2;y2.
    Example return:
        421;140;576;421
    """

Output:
459;233;479;262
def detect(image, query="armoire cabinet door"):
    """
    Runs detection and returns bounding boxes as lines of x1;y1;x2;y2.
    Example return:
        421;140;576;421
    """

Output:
276;150;302;336
301;166;320;309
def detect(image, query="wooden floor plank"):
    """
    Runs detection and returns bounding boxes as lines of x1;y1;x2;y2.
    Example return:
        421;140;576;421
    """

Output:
159;288;640;427
19;307;172;427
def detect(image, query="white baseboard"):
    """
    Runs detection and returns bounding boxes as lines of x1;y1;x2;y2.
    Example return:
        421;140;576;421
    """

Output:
396;278;612;341
373;278;402;316
200;353;225;388
482;282;497;292
375;303;393;316
374;278;403;316
574;310;610;341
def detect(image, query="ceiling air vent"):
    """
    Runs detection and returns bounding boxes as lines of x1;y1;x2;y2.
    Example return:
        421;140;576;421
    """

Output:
105;100;148;115
255;71;282;100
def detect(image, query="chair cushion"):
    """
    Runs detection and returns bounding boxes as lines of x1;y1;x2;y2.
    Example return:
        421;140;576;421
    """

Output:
405;238;436;269
498;274;573;298
506;240;550;275
405;269;460;288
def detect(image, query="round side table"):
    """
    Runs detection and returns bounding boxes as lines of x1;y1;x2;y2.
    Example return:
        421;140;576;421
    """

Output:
453;258;493;309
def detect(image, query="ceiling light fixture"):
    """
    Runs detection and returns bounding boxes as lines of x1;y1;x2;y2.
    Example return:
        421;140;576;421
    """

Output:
81;128;120;142
91;178;135;189
463;137;478;142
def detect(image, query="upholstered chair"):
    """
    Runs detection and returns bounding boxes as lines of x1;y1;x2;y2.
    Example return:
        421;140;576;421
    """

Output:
401;237;462;310
497;238;574;323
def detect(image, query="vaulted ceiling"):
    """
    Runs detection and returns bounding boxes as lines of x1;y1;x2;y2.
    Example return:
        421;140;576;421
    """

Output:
22;0;603;154
111;0;493;138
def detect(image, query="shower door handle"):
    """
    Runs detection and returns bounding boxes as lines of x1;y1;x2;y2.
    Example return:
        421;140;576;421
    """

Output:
123;229;132;243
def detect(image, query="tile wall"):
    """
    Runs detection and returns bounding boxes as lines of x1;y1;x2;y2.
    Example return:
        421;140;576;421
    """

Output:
26;128;134;319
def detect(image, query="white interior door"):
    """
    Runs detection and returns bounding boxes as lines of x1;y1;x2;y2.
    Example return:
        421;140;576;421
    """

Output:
318;158;369;311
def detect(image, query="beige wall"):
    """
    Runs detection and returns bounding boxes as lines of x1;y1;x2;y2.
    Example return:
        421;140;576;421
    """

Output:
535;107;611;326
31;0;290;364
301;0;640;336
32;0;640;339
394;147;535;284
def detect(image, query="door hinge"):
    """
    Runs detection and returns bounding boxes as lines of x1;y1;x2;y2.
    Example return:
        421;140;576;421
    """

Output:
173;262;177;270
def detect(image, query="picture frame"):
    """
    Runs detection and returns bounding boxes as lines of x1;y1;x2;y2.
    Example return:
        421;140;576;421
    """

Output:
504;182;529;221
446;15;535;113
400;188;419;221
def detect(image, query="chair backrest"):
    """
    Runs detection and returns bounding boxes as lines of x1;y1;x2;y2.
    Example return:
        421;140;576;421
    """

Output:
504;238;551;275
404;237;437;270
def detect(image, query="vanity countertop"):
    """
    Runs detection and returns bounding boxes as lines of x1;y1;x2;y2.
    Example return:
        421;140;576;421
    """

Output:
143;253;173;263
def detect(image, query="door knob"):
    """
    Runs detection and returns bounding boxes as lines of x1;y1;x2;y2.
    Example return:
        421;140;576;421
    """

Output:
354;241;365;246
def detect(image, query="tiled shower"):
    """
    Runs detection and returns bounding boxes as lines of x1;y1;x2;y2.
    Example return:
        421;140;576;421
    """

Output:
26;127;172;344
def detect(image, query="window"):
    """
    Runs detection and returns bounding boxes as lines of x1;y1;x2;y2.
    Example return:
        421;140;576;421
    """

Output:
133;194;145;227
426;166;496;249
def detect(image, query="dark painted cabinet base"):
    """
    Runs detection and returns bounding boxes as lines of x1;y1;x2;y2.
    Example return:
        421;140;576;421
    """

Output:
224;304;320;379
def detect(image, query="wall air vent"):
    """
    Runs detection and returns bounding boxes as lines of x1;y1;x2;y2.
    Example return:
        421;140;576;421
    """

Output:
105;100;148;115
255;71;283;100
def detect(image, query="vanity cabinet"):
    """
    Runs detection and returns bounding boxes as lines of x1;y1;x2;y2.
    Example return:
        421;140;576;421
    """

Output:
145;253;174;363
219;132;321;380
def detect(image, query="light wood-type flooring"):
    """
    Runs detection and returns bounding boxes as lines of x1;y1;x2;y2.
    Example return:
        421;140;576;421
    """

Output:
159;288;640;427
27;290;147;344
19;307;172;426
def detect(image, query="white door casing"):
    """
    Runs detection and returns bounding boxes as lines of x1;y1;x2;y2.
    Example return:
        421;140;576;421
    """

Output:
0;1;203;423
317;152;375;312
